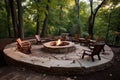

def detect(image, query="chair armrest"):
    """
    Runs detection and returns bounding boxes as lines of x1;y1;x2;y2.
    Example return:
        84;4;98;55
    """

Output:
83;49;92;53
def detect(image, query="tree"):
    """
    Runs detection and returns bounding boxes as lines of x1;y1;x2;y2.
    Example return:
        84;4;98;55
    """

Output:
75;0;81;35
105;5;113;43
88;0;106;38
4;0;11;37
9;0;18;38
16;0;24;39
40;0;51;37
26;0;47;36
47;0;69;35
8;0;24;39
35;0;41;35
93;0;120;45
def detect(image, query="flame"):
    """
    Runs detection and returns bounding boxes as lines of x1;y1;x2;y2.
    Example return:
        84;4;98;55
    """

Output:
56;39;62;46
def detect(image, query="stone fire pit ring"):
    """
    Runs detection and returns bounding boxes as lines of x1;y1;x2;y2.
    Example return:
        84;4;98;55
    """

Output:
43;41;76;53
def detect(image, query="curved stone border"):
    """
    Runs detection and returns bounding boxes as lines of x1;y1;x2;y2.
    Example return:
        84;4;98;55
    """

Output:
43;41;76;53
3;39;114;75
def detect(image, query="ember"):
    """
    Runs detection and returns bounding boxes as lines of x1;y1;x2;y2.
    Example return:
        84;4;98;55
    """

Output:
43;41;76;53
50;39;69;46
56;39;61;46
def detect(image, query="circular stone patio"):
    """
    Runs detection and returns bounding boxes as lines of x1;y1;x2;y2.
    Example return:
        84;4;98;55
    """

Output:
3;39;114;75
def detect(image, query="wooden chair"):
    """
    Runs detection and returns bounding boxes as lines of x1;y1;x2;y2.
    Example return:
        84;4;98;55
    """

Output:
82;43;105;62
47;34;56;41
72;34;80;43
16;38;31;53
35;35;46;44
61;33;69;41
80;35;91;46
89;36;103;50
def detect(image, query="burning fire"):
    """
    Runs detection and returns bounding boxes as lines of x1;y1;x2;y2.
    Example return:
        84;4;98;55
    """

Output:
56;39;62;46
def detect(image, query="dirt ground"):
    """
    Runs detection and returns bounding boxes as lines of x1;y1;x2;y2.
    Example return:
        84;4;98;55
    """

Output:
0;38;120;80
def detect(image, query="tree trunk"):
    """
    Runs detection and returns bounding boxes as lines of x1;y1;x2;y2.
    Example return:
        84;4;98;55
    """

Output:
75;0;81;34
35;0;41;35
9;0;18;38
106;12;111;43
16;0;24;39
58;4;63;35
40;0;50;37
88;12;95;38
40;14;49;37
4;0;11;37
36;15;40;35
88;0;105;38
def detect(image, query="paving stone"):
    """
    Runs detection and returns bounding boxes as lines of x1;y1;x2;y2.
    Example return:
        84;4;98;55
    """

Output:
101;50;114;60
50;59;81;67
78;56;111;68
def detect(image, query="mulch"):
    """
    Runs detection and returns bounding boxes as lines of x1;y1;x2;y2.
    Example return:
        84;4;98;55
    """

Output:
0;38;120;80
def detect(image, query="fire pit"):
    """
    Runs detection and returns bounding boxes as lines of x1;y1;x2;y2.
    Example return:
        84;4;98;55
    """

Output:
4;39;114;75
43;39;76;53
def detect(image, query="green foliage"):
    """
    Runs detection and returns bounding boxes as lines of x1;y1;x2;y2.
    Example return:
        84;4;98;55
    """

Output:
0;0;119;46
94;1;120;45
0;0;11;38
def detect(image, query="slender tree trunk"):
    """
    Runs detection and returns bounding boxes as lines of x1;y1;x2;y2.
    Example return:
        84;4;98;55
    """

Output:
36;0;41;35
106;12;111;43
88;13;96;38
36;15;40;35
40;0;50;37
16;0;24;39
9;0;18;38
75;0;81;35
4;0;11;37
41;13;49;37
58;4;63;35
88;0;105;38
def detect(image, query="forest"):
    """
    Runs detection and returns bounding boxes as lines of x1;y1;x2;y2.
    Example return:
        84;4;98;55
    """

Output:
0;0;120;46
